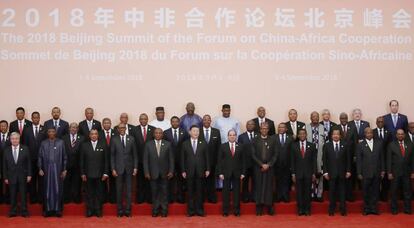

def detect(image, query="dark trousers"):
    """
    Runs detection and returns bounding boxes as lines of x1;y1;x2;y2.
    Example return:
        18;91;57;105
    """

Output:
362;177;380;213
222;174;241;214
106;175;116;203
187;176;204;215
345;162;357;201
276;165;291;202
9;178;28;215
28;160;40;203
169;164;185;202
296;178;312;214
328;178;346;213
204;165;217;202
242;166;254;202
380;175;390;201
86;178;104;213
63;166;81;203
390;175;412;213
116;172;132;213
136;163;151;203
150;177;168;214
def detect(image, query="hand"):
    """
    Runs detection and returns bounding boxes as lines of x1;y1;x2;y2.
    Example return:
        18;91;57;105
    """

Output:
240;175;245;180
345;172;351;179
323;173;330;180
380;172;385;179
133;169;138;176
112;170;118;177
388;173;394;180
291;175;296;183
81;175;87;182
145;174;151;180
39;170;44;176
101;175;108;181
167;172;173;179
182;172;187;179
312;174;316;182
4;179;8;185
411;173;414;179
219;174;224;180
358;174;363;180
61;170;67;179
261;164;269;171
205;171;210;177
27;176;32;183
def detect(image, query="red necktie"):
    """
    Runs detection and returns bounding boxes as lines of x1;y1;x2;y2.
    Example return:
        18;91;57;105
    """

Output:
231;143;235;157
143;126;147;141
400;142;405;157
106;131;110;145
301;142;305;158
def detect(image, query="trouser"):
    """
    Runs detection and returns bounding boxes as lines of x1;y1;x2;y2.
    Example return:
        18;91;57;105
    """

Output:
116;172;132;212
9;178;28;214
296;178;312;213
136;163;151;203
187;176;204;215
242;166;255;202
275;165;291;202
28;159;40;203
150;177;168;214
222;174;241;214
63;166;81;203
86;177;104;213
204;165;217;202
362;177;380;212
390;175;412;212
328;178;346;213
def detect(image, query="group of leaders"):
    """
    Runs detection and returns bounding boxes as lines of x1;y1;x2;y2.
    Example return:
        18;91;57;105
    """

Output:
0;100;413;218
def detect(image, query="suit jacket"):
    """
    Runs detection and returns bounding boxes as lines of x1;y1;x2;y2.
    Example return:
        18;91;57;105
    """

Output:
2;144;31;184
114;124;136;137
22;125;46;162
80;140;109;178
78;119;102;139
110;134;138;175
320;121;337;142
251;135;278;168
387;140;414;177
252;117;276;136
63;134;84;170
285;121;306;137
98;128;117;148
181;139;210;178
0;132;11;171
163;127;188;168
356;139;384;178
133;125;155;163
383;113;408;139
216;142;245;178
348;120;370;141
9;119;32;137
275;133;293;168
322;140;351;179
143;140;174;180
339;124;358;158
291;141;317;179
44;119;69;138
305;123;325;173
238;131;258;169
199;127;221;168
373;128;391;146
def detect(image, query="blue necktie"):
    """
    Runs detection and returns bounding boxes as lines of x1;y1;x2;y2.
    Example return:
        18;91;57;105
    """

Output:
192;140;197;154
205;129;210;143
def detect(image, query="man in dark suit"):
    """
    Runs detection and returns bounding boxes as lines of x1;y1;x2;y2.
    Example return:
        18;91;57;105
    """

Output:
323;127;351;216
111;123;138;217
285;109;306;140
43;107;69;139
291;129;317;216
238;120;257;203
143;128;174;217
62;122;84;203
252;106;275;136
163;116;188;203
114;113;135;136
78;107;102;139
199;114;221;203
99;118;117;203
22;111;45;204
217;129;245;216
275;123;293;203
80;129;108;217
181;125;210;217
387;129;414;215
9;107;32;141
407;122;414;144
132;113;155;204
0;120;11;204
373;116;392;201
3;132;31;217
356;127;384;215
348;109;370;141
320;109;337;143
383;100;409;140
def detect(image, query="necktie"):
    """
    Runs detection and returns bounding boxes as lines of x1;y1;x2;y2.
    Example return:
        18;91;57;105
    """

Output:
121;136;125;148
173;129;178;144
343;125;347;137
92;142;97;151
19;121;23;134
325;122;329;132
356;121;360;133
335;142;339;158
393;115;397;127
1;134;5;144
192;140;197;154
106;131;110;145
88;121;92;131
400;141;405;157
301;142;305;158
379;129;383;140
13;146;18;163
143;126;147;141
54;120;58;129
292;122;296;136
205;129;210;143
71;135;76;147
34;126;39;139
281;134;285;145
249;132;253;141
231;143;235;157
156;141;161;157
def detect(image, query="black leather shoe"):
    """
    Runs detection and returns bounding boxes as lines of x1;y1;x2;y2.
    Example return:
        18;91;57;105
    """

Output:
268;207;275;216
328;211;334;216
117;211;123;217
340;211;347;216
223;213;229;217
187;213;194;217
8;213;17;218
124;211;131;217
234;212;240;217
391;210;398;215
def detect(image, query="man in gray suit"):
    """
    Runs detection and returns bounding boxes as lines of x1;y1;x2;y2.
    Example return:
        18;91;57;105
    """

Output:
111;123;138;217
143;128;174;217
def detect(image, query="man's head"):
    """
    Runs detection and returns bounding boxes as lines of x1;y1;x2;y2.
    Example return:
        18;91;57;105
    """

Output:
51;107;61;120
257;106;266;118
376;116;384;129
139;113;149;126
396;129;405;142
364;127;373;140
246;120;255;132
202;115;211;128
85;107;94;120
154;128;163;141
297;129;307;142
69;122;79;135
10;132;20;146
260;122;269;137
155;107;165;121
221;104;231;118
321;109;331;122
331;128;341;142
102;118;112;130
170;116;180;129
278;123;287;134
339;112;348;126
89;129;99;142
288;109;298;122
189;125;200;139
31;111;40;125
16;107;25;120
117;123;127;136
352;108;362;121
186;102;195;115
228;129;237;143
0;120;8;133
408;122;414;134
47;128;57;139
310;111;320;125
119;113;128;124
389;100;399;114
